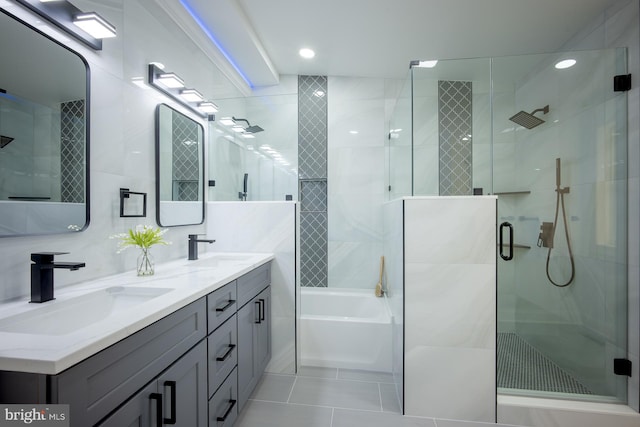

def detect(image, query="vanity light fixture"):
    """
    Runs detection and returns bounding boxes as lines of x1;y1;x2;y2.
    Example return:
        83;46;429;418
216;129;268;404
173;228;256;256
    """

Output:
73;12;116;39
15;0;116;50
156;73;185;89
148;63;216;119
179;89;204;103
219;117;236;126
198;102;219;114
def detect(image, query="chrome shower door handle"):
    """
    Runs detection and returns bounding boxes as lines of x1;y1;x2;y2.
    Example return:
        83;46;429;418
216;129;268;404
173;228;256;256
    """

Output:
499;222;514;261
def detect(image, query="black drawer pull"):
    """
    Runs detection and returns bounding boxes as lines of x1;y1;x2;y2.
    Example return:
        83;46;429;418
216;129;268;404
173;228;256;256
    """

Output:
164;380;177;424
259;298;265;321
216;399;237;422
254;301;261;324
149;393;163;427
215;299;236;313
216;344;236;362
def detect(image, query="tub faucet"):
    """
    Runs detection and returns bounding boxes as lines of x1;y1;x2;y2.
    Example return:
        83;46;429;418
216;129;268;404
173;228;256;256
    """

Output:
188;234;216;260
30;252;85;303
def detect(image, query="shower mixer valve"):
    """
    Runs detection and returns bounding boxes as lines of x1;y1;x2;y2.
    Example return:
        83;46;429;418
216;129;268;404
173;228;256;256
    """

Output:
537;222;555;248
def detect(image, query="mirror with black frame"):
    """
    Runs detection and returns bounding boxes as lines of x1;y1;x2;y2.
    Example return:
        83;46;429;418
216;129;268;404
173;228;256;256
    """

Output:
0;9;90;237
155;103;205;227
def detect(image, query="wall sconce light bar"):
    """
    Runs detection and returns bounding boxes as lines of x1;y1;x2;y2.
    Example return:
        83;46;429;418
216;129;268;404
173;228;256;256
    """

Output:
198;102;219;114
15;0;116;50
156;73;185;89
73;12;116;39
148;63;216;119
179;89;204;102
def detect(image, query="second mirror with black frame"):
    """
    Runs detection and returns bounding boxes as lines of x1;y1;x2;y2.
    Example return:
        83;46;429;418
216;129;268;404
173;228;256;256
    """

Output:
155;103;204;227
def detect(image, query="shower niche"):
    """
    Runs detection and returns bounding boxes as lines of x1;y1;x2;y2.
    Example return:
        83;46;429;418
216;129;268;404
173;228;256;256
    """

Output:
387;48;629;405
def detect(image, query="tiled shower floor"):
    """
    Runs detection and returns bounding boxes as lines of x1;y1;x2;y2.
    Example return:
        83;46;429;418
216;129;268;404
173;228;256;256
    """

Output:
497;332;593;395
236;366;523;427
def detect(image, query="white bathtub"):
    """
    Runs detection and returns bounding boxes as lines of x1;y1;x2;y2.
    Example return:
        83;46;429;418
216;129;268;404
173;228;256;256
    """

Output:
300;288;392;372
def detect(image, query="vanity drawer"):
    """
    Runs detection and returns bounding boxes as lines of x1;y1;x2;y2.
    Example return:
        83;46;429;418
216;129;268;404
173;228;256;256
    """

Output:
237;262;271;307
52;299;207;427
208;314;237;397
207;281;237;333
208;367;238;427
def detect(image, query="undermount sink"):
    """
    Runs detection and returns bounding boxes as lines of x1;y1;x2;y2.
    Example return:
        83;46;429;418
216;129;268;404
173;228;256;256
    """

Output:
0;286;173;336
185;254;256;268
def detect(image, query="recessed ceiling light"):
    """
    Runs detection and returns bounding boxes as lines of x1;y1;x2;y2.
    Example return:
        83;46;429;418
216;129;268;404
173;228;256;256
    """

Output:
349;130;359;134
555;59;576;69
299;48;315;59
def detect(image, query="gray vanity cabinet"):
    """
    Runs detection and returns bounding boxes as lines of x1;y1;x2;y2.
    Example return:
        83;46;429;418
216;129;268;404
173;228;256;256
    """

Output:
237;286;271;411
0;261;272;427
98;340;207;427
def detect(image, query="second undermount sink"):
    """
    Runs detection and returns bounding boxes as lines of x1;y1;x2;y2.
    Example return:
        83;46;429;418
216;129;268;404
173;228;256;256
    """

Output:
185;253;256;268
0;286;173;336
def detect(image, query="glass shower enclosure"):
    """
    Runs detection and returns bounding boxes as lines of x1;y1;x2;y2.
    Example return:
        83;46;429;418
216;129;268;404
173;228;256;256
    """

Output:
388;48;628;403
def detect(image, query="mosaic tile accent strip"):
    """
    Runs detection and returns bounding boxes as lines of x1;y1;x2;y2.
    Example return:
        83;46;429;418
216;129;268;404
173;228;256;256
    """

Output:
438;81;472;196
172;110;200;201
497;332;593;395
300;180;327;212
299;75;328;288
300;212;328;287
60;100;85;203
298;76;327;180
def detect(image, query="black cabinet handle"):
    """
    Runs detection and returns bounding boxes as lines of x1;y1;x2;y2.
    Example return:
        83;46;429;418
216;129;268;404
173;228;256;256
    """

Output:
216;344;236;362
215;299;236;313
216;399;237;422
259;298;265;321
149;393;163;427
499;221;514;261
254;301;261;324
164;380;177;424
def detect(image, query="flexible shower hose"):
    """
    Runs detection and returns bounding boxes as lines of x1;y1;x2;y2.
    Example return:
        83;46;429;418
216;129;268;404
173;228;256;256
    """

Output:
546;188;575;287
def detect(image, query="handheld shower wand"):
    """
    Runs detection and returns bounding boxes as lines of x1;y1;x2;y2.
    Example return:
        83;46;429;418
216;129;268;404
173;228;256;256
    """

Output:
238;173;248;201
543;158;575;287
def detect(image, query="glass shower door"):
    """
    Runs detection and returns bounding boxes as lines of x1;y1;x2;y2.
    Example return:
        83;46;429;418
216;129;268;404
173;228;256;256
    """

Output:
493;48;628;402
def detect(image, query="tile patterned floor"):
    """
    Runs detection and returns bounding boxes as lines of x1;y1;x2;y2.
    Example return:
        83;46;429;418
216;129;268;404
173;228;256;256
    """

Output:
236;367;523;427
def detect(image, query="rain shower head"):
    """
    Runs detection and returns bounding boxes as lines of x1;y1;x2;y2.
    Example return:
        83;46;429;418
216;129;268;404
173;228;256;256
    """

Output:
509;105;549;129
232;116;264;134
1;135;14;148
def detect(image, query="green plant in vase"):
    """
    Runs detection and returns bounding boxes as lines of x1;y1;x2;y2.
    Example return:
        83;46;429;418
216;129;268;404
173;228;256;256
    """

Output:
110;225;170;276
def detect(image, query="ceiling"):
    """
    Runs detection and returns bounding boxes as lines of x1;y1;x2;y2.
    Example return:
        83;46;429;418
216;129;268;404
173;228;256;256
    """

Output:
180;0;624;88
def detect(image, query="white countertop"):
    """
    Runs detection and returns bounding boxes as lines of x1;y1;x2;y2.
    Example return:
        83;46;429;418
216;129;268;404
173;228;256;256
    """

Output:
0;252;274;375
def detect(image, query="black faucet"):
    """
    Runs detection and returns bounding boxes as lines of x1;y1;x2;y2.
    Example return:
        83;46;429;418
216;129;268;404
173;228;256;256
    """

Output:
30;252;85;303
188;235;216;260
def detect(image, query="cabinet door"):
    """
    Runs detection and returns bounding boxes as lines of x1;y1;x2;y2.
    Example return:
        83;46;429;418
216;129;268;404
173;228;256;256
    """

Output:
237;295;259;411
157;340;208;427
255;287;271;375
96;382;157;427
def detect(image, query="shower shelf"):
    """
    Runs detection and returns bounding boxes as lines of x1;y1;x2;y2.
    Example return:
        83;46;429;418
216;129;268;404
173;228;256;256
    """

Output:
492;191;531;196
496;243;531;249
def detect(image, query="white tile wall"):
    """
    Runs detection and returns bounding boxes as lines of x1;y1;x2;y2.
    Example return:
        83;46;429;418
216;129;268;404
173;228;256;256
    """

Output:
206;201;298;374
403;196;497;422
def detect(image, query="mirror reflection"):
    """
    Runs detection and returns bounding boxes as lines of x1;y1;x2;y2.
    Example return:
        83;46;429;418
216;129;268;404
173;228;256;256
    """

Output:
156;104;204;227
0;10;89;236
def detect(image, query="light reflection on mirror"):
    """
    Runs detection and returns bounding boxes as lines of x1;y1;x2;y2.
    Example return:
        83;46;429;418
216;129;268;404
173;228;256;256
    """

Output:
155;103;204;227
0;9;89;237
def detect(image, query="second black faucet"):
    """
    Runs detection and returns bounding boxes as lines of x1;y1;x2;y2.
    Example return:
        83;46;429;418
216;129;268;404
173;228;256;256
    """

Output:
188;234;215;260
